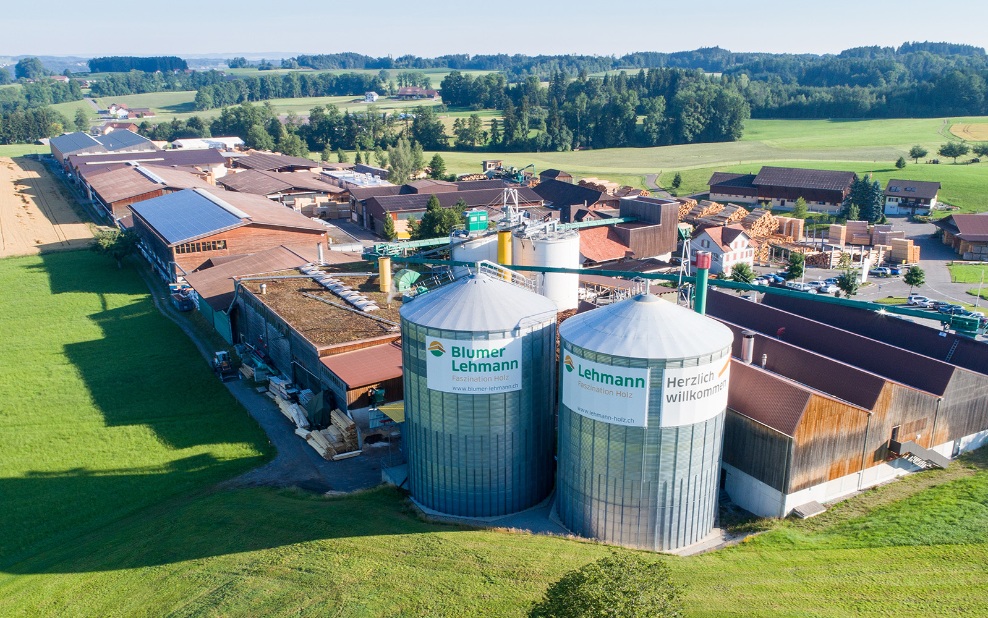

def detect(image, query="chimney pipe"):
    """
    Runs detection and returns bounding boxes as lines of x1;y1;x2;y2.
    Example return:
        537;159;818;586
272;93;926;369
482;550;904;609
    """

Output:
259;283;267;295
317;242;325;266
741;330;755;364
760;353;768;369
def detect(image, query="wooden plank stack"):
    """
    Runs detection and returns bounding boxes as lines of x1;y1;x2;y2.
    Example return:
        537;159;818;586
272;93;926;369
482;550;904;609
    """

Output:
828;224;846;245
890;238;921;263
303;409;361;461
579;177;620;194
686;200;724;223
775;217;804;242
846;221;871;245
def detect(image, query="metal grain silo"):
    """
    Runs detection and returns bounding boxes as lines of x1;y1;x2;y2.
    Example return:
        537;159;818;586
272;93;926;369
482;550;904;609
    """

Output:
556;294;733;551
400;272;558;517
512;226;581;311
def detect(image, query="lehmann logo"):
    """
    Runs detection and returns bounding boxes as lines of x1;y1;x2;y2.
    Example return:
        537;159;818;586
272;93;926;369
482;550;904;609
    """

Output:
564;355;574;372
428;341;446;357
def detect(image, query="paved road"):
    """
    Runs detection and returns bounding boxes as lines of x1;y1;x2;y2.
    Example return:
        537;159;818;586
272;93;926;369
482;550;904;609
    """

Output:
137;265;393;494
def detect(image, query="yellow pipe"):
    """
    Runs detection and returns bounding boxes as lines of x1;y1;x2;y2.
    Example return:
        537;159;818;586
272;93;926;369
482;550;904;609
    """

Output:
497;230;512;266
378;256;392;292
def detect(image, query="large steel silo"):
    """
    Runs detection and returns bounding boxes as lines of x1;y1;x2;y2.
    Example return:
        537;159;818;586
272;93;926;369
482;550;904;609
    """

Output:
400;272;558;517
556;294;733;551
513;227;581;311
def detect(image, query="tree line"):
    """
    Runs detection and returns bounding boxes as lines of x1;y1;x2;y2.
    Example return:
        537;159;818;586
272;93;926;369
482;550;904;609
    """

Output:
88;56;188;73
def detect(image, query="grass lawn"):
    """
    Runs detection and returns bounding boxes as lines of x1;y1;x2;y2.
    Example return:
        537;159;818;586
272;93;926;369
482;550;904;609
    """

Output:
0;144;47;157
0;250;270;569
949;262;988;283
2;250;988;615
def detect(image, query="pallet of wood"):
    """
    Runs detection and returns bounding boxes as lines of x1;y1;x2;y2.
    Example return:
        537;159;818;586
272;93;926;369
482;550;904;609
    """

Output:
828;224;846;245
775;216;804;242
330;409;360;452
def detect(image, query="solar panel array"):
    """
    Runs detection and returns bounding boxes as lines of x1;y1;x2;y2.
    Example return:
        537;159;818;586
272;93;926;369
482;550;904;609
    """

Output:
299;265;379;312
131;190;243;245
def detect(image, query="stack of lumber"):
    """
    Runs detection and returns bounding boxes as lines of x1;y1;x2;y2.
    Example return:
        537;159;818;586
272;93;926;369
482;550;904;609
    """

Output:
846;221;871;245
676;197;699;220
696;203;750;227
872;228;905;246
740;209;778;238
298;389;315;407
267;376;298;400
890;238;921;263
303;409;361;460
775;217;804;241
615;186;649;198
268;389;310;429
828;224;846;245
239;364;268;383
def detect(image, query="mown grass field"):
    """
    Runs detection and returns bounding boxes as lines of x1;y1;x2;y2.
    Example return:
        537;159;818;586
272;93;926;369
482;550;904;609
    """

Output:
949;263;988;283
0;144;47;157
2;248;988;616
0;251;270;568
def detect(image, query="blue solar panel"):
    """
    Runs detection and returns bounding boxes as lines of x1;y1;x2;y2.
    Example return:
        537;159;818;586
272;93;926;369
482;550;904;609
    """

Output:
131;190;242;245
50;132;101;154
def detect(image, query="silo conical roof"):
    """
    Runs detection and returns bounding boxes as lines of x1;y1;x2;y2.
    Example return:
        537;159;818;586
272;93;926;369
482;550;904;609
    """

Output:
400;272;557;332
560;294;732;359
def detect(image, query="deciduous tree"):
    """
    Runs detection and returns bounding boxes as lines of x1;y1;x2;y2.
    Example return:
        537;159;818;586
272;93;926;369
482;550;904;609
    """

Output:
938;141;970;163
74;108;89;132
903;265;925;294
90;228;138;269
730;262;756;284
784;252;805;281
530;554;683;618
909;145;927;163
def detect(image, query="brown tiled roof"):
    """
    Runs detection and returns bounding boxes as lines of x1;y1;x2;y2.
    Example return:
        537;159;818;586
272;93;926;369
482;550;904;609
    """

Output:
708;172;757;189
349;185;403;201
752;167;856;192
320;342;403;388
762;294;988;377
201;189;328;231
235;151;318;171
728;362;811;436
718;319;887;410
706;291;956;396
884;179;941;200
533;178;608;209
579;227;629;263
365;187;542;217
405;179;457;193
695;224;749;251
934;214;988;242
85;164;209;204
184;246;311;311
218;169;344;195
69;148;227;175
455;179;509;191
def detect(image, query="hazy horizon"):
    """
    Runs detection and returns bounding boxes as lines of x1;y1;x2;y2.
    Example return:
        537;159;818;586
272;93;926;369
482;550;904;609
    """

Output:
3;0;986;59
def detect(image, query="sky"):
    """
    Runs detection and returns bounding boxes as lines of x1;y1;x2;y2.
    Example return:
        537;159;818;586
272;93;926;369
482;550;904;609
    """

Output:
4;0;987;58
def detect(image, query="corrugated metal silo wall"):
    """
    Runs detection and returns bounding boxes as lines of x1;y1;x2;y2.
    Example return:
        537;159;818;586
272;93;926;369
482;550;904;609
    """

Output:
556;342;729;552
401;319;556;517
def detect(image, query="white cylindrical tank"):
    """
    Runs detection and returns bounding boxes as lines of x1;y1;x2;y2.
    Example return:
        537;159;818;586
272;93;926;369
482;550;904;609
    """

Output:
451;234;499;277
556;293;734;551
400;272;558;517
513;228;580;311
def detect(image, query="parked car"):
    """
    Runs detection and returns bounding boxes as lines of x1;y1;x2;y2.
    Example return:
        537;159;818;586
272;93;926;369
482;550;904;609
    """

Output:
824;277;839;286
927;300;951;311
938;304;967;315
785;281;818;293
817;283;839;294
752;277;769;286
907;295;932;307
869;267;893;277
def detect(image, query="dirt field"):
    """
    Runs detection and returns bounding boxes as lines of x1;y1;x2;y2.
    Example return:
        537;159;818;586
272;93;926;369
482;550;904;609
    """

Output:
0;157;92;258
949;123;988;141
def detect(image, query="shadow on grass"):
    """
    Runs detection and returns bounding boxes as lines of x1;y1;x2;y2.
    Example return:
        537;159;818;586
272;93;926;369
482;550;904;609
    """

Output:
1;484;438;574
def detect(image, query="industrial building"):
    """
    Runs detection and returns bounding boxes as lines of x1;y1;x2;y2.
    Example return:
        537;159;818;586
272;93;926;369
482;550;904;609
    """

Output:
49;130;158;168
217;169;349;217
708;167;857;213
707;291;988;518
80;163;212;225
130;188;328;281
